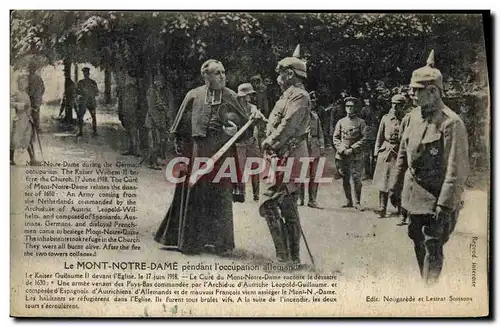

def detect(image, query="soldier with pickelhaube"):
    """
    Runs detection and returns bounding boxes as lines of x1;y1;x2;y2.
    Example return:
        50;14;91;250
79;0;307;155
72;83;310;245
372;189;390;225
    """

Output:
259;54;311;265
389;50;469;284
333;96;368;211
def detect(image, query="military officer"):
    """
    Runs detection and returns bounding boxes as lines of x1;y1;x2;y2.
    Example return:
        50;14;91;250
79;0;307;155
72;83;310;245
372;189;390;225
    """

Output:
333;97;368;211
118;73;139;157
145;74;170;170
372;94;406;218
59;67;76;124
27;63;45;132
235;83;265;202
359;98;379;179
259;56;311;264
389;50;469;284
250;75;271;118
394;95;418;226
299;91;325;209
76;67;99;136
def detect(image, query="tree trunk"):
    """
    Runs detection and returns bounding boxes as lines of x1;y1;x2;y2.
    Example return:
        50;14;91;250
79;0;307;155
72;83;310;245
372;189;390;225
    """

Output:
104;68;112;104
62;59;73;123
74;63;79;83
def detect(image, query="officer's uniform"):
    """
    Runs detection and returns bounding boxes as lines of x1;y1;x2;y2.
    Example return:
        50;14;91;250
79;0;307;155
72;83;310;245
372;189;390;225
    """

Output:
333;97;367;208
299;107;325;207
372;94;406;217
394;105;418;224
259;57;311;264
76;67;99;135
119;76;139;156
250;75;271;118
328;101;347;152
359;103;378;179
235;83;264;202
390;52;469;284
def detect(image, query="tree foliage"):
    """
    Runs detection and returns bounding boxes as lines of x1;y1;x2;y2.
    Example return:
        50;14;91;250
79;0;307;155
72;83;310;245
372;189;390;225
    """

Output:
11;11;488;107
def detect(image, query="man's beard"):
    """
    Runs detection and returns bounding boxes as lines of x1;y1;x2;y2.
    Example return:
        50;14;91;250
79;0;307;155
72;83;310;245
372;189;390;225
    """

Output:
420;104;436;119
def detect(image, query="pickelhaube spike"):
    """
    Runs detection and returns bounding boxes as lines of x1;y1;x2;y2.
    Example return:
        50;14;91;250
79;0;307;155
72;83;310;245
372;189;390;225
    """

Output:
292;44;301;58
426;49;435;68
409;49;443;90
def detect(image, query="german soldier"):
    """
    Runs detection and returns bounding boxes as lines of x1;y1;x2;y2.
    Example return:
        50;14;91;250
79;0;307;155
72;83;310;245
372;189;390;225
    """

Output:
145;74;170;170
333;96;367;211
299;91;325;209
372;94;406;218
259;56;311;264
250;75;271;118
235;83;265;201
76;67;99;136
59;66;76;124
389;50;469;284
394;93;418;226
359;98;378;179
27;63;45;132
119;73;139;157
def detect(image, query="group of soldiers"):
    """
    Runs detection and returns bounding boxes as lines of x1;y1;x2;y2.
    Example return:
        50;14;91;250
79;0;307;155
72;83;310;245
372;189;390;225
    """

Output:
154;49;470;286
58;66;175;170
12;47;469;286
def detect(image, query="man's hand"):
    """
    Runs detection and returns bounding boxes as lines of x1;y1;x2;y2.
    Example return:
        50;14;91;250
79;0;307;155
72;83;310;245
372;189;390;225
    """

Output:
223;120;238;136
434;205;451;225
344;148;353;156
174;138;183;156
261;138;278;155
250;107;266;121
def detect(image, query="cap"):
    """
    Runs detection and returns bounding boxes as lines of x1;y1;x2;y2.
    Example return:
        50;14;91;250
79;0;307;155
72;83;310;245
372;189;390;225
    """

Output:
250;75;262;82
276;57;307;78
344;96;359;106
409;50;443;90
391;94;406;104
237;83;256;97
82;67;90;72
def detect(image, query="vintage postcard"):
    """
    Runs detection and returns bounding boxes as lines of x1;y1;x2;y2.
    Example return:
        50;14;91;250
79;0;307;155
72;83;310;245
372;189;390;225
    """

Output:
9;10;490;317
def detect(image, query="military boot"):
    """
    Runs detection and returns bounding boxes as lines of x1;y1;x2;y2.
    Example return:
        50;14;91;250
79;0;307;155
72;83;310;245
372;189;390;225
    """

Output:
251;176;259;202
341;180;353;207
354;184;364;211
375;191;388;218
266;218;290;262
286;220;301;264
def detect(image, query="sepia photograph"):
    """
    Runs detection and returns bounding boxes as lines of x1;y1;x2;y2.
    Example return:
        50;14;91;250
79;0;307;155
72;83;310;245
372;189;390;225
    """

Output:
9;10;491;317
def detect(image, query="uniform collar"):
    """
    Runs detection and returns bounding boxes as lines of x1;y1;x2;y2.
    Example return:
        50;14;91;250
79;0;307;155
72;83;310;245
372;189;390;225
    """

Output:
282;82;305;98
420;104;444;123
387;109;397;120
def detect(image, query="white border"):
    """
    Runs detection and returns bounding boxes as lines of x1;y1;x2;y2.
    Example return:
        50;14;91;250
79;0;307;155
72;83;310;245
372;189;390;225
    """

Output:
2;3;497;326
